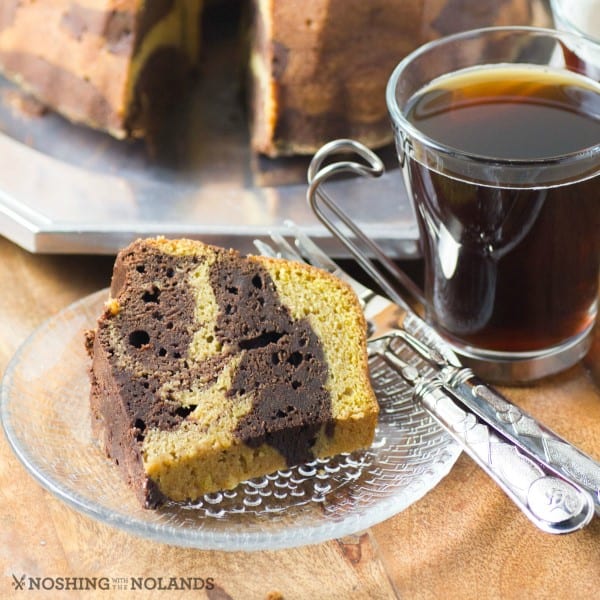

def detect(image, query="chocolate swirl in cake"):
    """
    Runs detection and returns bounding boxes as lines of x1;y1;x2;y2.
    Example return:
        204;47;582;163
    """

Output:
212;251;331;466
103;241;332;466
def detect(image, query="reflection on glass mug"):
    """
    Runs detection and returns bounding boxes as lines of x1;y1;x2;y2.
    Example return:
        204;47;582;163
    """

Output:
551;0;600;80
386;27;600;383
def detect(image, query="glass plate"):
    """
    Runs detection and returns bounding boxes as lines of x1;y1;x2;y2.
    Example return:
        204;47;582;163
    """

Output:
0;289;460;551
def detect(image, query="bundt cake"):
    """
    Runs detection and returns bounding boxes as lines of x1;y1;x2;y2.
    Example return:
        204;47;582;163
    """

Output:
0;1;535;154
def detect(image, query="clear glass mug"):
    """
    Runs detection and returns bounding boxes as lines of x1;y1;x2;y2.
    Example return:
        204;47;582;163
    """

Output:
386;26;600;383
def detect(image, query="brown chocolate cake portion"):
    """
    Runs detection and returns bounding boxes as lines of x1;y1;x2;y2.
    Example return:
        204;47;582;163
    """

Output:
210;250;333;466
248;0;534;156
0;1;203;138
87;238;378;507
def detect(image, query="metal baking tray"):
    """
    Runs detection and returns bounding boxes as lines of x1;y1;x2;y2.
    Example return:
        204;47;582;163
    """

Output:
0;31;419;257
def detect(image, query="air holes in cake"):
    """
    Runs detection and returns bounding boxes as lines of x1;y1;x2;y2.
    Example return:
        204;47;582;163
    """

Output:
275;405;297;419
166;322;174;330
158;347;167;357
239;331;284;350
136;265;145;273
292;380;302;389
129;330;150;348
174;405;197;419
173;351;181;359
287;351;303;366
134;419;146;442
166;267;174;278
251;274;263;289
227;286;239;295
142;285;160;303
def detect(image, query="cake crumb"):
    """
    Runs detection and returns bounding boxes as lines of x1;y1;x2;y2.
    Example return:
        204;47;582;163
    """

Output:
265;591;283;600
104;298;120;316
2;89;47;119
88;237;378;508
84;330;96;358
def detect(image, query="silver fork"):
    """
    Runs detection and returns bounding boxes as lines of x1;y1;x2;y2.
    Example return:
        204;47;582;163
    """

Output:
254;226;595;534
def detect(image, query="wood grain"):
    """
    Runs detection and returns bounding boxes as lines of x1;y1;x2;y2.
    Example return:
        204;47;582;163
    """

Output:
0;234;599;600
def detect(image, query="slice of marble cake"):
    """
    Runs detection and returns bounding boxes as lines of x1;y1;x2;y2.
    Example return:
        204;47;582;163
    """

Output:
86;237;379;507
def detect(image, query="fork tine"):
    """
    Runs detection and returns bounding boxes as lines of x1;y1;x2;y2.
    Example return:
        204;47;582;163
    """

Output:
252;239;278;259
283;220;339;273
284;221;378;302
268;231;307;263
254;232;314;266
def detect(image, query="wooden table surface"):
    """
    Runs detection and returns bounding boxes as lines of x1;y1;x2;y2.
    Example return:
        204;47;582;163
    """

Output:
1;234;599;600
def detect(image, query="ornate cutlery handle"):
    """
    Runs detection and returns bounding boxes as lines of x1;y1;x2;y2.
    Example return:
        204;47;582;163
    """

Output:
376;347;595;534
441;367;600;514
399;313;600;515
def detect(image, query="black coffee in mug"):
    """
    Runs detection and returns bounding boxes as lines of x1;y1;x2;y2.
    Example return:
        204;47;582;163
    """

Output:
403;65;600;352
